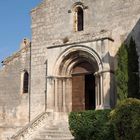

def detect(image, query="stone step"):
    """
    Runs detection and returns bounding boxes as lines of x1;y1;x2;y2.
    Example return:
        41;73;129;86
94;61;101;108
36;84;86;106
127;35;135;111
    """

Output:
43;126;59;129
43;125;69;129
35;134;73;137
33;132;74;140
42;128;70;132
31;117;74;140
42;128;68;131
39;132;71;135
34;137;74;140
34;139;74;140
36;131;73;138
38;132;72;137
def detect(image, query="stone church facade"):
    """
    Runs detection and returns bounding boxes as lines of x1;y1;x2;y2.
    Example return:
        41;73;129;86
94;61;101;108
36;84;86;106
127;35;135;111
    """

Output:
0;0;140;139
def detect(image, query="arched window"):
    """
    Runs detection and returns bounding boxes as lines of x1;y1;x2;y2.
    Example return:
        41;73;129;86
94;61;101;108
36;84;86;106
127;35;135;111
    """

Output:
75;7;84;31
23;71;29;93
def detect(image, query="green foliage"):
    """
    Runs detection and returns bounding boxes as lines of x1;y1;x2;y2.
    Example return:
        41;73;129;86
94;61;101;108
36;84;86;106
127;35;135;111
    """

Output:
116;37;140;101
116;43;128;101
128;38;139;98
69;110;114;140
110;98;140;140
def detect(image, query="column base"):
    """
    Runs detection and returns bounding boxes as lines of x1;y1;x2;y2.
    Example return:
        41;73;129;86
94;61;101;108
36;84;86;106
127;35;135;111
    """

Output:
96;105;111;110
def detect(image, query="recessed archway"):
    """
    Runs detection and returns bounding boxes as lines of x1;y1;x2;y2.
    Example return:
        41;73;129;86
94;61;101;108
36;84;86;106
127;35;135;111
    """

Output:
52;46;103;112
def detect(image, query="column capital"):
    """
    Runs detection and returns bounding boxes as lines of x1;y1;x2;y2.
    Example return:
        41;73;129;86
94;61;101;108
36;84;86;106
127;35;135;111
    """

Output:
94;69;114;76
46;75;72;79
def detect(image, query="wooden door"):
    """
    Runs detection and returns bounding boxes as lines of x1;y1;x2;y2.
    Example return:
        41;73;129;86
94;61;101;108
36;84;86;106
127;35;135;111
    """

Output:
72;74;85;111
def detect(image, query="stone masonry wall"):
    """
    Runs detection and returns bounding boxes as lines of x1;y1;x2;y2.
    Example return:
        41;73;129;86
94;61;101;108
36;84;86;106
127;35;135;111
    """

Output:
0;0;140;139
0;41;30;139
30;0;140;119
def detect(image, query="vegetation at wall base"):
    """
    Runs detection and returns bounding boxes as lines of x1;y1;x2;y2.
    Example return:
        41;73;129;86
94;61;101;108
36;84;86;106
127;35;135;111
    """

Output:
69;37;140;140
115;43;128;101
127;38;139;99
69;99;140;140
116;37;140;101
110;98;140;140
69;110;115;140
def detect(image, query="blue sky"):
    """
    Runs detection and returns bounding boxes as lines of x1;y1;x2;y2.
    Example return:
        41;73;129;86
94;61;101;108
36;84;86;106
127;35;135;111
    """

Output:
0;0;42;66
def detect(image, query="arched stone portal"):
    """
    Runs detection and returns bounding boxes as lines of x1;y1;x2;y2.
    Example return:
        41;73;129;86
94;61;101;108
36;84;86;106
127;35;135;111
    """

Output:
48;46;105;112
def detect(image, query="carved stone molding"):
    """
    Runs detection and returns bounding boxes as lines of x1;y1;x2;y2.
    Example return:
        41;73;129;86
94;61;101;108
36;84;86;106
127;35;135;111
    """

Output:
11;112;52;140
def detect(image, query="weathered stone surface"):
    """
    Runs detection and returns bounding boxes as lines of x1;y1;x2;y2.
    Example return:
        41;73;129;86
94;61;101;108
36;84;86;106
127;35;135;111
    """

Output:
0;39;30;139
0;0;140;139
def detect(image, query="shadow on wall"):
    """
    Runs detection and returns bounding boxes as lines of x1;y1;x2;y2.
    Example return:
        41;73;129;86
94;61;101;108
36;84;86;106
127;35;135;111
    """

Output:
114;18;140;103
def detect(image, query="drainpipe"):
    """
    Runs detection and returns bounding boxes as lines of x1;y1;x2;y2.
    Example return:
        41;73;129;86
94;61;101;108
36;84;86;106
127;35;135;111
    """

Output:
29;42;32;122
45;60;47;111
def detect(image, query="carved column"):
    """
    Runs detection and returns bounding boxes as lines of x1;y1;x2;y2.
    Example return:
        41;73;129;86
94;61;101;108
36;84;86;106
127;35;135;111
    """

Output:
52;77;72;112
65;77;72;112
95;74;99;108
102;71;111;109
46;77;55;111
54;78;58;111
62;78;66;112
95;72;105;110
